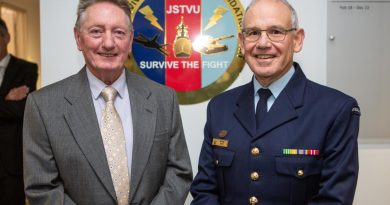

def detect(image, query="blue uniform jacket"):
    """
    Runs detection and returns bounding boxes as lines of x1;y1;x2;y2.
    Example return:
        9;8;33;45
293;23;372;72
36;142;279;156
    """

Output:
190;63;360;205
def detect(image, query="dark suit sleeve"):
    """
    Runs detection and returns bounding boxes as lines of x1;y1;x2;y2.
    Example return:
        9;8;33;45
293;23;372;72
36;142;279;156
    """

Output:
150;90;193;205
190;99;221;205
0;62;38;119
23;94;76;205
309;99;360;205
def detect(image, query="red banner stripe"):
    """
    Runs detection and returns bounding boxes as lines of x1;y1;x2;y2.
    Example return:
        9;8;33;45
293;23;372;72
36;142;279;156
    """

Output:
165;0;202;91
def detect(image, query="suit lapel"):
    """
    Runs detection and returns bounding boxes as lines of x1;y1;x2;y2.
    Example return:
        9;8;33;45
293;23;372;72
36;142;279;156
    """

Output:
125;71;157;199
254;63;307;139
63;68;117;200
234;82;257;137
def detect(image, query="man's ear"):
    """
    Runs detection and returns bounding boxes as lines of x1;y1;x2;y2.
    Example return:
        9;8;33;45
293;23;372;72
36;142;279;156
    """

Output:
293;28;305;53
238;32;245;56
74;27;82;51
128;30;134;53
4;32;10;44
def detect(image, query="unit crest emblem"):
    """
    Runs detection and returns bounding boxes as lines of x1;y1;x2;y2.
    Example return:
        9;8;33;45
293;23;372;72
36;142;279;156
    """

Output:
127;0;245;104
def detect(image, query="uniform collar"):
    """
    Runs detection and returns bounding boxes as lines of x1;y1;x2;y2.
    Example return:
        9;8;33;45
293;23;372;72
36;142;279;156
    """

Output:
253;65;295;99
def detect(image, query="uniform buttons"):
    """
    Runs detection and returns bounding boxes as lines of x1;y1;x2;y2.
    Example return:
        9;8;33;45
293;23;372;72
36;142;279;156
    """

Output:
297;169;304;177
249;196;259;204
250;171;261;181
251;147;261;156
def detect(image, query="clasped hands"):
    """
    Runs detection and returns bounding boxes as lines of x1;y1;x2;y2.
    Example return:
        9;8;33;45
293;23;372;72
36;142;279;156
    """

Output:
5;85;30;101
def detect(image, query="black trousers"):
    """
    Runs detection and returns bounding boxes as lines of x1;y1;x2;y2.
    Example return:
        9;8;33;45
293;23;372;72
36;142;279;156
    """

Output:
0;168;25;205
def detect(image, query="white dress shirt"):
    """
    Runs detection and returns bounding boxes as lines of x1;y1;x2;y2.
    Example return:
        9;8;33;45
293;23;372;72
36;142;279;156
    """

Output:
0;54;11;87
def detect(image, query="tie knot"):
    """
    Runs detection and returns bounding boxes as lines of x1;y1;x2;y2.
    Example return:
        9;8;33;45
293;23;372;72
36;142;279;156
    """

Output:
101;86;118;102
258;88;272;100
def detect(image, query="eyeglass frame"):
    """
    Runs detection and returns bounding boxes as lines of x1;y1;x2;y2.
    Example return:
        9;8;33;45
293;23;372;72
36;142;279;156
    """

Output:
241;27;297;42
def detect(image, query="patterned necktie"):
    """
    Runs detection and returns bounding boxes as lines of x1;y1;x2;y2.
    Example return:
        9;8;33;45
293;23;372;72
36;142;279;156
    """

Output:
256;88;272;129
100;86;130;205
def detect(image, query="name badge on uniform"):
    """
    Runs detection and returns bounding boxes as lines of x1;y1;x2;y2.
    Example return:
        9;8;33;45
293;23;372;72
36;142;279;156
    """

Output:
212;138;229;148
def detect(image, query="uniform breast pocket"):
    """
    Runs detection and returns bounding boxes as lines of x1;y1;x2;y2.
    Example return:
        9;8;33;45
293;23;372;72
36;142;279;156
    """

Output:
213;148;235;200
275;156;323;205
213;148;235;167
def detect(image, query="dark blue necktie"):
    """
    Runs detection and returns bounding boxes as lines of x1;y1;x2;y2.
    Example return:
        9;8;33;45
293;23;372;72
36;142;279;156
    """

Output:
256;88;272;129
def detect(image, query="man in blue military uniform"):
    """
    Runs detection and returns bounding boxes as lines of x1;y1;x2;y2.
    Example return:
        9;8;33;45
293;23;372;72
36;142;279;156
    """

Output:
190;0;360;204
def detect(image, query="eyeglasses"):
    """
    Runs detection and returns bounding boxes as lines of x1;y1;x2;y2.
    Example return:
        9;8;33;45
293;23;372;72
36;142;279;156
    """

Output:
242;28;296;42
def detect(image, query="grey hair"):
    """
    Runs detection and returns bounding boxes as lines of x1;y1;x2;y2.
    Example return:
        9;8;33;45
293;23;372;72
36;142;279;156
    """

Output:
75;0;132;30
0;18;8;36
242;0;299;30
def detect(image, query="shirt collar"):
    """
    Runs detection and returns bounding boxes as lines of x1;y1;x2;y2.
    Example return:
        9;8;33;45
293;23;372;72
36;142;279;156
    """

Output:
253;65;295;98
86;67;127;100
0;54;11;68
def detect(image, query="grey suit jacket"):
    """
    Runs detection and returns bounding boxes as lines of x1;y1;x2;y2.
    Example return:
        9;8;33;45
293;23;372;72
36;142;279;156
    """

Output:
23;68;193;205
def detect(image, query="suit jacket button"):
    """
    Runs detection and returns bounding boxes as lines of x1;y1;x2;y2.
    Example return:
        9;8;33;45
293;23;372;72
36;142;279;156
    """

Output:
249;196;259;204
251;147;261;156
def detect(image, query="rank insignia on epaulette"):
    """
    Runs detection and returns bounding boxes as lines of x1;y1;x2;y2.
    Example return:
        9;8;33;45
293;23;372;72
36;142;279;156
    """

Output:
352;107;361;115
283;149;319;156
212;138;229;148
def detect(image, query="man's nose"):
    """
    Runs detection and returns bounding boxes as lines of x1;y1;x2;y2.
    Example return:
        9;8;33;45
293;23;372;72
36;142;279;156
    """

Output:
102;32;115;49
256;31;272;48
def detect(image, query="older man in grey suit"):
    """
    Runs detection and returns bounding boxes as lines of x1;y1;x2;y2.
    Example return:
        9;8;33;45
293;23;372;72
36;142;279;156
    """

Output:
23;0;192;205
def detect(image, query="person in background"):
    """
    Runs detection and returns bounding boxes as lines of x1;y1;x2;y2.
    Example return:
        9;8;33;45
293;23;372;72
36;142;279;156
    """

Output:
190;0;360;204
0;18;38;205
23;0;192;205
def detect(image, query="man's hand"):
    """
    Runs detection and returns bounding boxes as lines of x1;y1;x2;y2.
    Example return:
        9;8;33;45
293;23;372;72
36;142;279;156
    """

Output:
5;85;30;101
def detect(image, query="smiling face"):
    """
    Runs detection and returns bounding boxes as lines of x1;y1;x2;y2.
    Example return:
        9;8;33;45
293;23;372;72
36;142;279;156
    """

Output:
239;0;304;87
74;2;133;84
